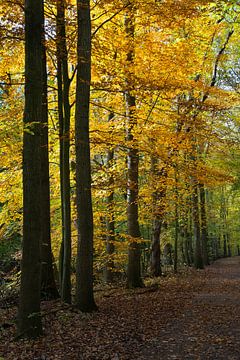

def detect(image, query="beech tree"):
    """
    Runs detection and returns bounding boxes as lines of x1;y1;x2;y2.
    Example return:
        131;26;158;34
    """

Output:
75;0;97;312
40;8;59;300
104;112;115;283
56;0;72;304
125;1;144;288
17;0;44;338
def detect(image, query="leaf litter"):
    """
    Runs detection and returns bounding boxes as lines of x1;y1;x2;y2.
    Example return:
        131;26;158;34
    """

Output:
1;257;240;359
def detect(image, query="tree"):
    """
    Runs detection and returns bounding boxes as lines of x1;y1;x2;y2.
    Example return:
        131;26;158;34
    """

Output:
125;1;144;289
40;7;59;300
56;0;72;304
199;183;209;265
104;112;115;283
150;157;166;277
17;0;44;338
75;0;97;312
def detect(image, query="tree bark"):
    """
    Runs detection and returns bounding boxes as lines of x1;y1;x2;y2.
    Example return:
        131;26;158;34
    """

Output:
192;179;204;269
75;0;97;312
104;113;115;283
150;157;166;277
40;12;59;300
199;183;209;266
56;0;72;304
125;2;143;289
174;167;179;273
17;0;44;338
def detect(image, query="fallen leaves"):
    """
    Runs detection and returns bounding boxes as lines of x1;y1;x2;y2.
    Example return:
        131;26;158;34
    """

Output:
1;257;240;359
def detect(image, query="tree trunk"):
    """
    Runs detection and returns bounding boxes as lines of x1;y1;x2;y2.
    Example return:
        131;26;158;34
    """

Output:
40;15;59;300
104;113;115;283
174;205;179;273
199;183;209;266
17;0;43;338
151;218;162;276
183;219;193;266
223;234;227;257
56;0;72;304
150;157;166;277
192;180;204;269
125;2;143;289
75;0;97;312
174;168;179;273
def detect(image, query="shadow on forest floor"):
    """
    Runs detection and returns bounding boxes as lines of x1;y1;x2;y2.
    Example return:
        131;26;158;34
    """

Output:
1;257;240;359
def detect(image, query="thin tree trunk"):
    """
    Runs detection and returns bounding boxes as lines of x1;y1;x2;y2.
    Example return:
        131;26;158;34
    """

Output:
56;0;72;304
183;216;193;266
174;168;179;273
17;0;43;338
40;14;59;300
174;202;179;273
75;0;97;312
150;157;165;277
199;183;209;266
223;234;227;257
151;218;162;276
192;179;204;269
105;113;115;283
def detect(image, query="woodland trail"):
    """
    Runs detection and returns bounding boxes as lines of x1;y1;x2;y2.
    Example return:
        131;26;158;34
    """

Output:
140;256;240;360
1;257;240;359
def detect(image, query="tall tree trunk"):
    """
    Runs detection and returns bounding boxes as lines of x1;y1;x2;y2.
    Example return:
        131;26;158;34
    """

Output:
17;0;44;338
192;179;204;269
56;0;72;304
183;212;193;266
174;202;179;273
151;218;162;277
125;2;143;289
105;113;115;283
174;168;179;273
150;157;166;277
75;0;97;312
199;183;209;266
40;13;59;300
220;187;230;258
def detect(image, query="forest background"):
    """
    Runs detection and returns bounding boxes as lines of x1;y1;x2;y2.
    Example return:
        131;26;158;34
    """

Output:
1;0;240;338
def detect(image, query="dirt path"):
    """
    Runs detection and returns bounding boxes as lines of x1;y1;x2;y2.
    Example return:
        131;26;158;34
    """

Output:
1;257;240;359
140;256;240;360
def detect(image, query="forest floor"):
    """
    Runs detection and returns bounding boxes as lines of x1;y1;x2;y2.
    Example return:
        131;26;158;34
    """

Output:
1;256;240;359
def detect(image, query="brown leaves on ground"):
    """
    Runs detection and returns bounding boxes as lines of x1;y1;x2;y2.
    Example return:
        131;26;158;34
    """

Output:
1;257;240;359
